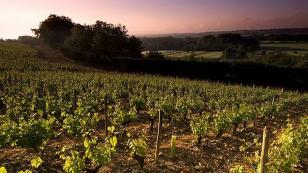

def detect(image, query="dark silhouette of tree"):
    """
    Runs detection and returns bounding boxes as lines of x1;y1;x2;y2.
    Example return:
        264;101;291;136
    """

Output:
62;21;143;62
141;34;259;52
145;51;165;60
32;14;74;48
223;46;247;59
127;36;143;58
62;24;94;61
32;14;143;63
91;21;129;59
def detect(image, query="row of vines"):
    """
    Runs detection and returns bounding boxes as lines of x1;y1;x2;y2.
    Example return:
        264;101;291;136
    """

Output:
0;43;307;172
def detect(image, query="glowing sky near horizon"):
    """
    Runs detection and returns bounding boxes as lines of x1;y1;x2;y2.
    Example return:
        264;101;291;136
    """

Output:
0;0;308;39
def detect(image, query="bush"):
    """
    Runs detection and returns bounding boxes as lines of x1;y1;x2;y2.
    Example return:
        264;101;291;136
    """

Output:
145;51;165;60
0;118;54;148
223;47;247;59
267;116;308;172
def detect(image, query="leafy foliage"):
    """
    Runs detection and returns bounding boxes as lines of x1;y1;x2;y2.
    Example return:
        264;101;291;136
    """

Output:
83;135;117;167
127;134;148;168
229;165;245;173
0;117;54;148
62;21;142;62
0;42;307;172
267;116;308;172
31;156;43;169
61;150;86;173
0;167;7;173
190;112;210;145
32;14;74;48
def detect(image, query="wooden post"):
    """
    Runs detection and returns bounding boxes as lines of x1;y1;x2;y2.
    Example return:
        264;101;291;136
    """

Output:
170;135;176;159
155;110;162;163
73;89;77;110
104;96;108;136
259;126;270;173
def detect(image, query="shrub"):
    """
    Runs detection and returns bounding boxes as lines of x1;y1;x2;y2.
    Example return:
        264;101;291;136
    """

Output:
223;47;247;59
267;116;308;172
145;51;165;60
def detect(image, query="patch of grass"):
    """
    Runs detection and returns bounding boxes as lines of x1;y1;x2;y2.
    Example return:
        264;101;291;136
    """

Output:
261;43;308;50
196;51;222;59
144;51;223;60
261;43;308;56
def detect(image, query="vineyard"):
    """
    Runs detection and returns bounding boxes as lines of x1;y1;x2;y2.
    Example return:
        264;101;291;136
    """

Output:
0;43;307;172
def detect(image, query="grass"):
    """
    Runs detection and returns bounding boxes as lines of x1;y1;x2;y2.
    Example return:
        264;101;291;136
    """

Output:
260;43;308;56
142;50;222;60
195;51;223;59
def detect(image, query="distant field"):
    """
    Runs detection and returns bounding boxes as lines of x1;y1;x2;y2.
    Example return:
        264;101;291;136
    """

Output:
261;42;308;56
143;51;223;59
143;43;308;60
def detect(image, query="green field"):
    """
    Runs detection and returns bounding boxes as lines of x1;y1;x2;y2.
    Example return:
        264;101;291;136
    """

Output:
146;43;308;60
143;50;223;59
261;42;308;56
0;43;307;172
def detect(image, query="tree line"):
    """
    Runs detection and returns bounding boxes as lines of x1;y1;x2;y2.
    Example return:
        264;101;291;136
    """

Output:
255;34;308;42
32;15;143;63
141;34;260;52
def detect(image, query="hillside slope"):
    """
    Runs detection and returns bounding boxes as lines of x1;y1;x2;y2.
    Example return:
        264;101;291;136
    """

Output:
0;42;307;173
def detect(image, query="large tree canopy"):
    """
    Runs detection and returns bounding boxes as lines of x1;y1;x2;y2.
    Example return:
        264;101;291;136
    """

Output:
33;15;143;62
32;15;74;48
62;21;143;62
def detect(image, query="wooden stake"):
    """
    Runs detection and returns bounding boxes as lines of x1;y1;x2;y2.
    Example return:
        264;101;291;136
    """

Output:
259;126;270;173
73;89;77;110
170;135;176;159
155;110;162;163
104;96;108;136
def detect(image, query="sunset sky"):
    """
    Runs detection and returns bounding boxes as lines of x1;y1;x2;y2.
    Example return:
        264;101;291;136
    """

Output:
1;0;308;39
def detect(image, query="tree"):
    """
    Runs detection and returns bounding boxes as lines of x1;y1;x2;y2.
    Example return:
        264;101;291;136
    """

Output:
145;51;165;60
141;34;259;52
32;14;74;48
62;20;143;62
91;21;129;59
62;24;94;61
223;47;236;59
127;36;143;58
196;35;217;51
223;46;247;59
